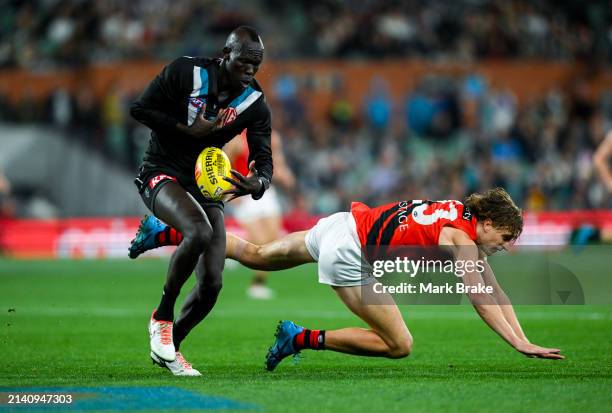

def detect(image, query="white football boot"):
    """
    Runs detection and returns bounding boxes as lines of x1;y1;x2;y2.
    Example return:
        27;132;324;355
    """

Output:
151;351;202;376
148;310;176;362
247;284;275;300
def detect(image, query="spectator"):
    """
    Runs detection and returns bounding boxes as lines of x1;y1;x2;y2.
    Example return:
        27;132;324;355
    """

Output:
363;76;392;132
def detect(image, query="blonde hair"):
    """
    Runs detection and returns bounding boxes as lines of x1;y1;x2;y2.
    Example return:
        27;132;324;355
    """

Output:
464;187;523;240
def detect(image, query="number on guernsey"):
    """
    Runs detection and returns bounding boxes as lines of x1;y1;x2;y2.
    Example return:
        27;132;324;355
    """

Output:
411;200;458;225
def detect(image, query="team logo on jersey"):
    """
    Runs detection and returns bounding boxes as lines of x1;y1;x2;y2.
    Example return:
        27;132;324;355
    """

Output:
190;97;205;111
462;207;473;221
218;107;237;126
149;174;177;189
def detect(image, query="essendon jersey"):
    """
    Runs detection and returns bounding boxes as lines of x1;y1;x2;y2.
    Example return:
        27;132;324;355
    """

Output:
351;200;477;248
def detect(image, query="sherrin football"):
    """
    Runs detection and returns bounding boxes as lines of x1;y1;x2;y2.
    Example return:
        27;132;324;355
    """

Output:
195;147;233;201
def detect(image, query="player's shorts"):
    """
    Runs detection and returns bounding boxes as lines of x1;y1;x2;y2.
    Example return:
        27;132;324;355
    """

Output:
304;212;374;287
232;186;281;224
134;166;223;213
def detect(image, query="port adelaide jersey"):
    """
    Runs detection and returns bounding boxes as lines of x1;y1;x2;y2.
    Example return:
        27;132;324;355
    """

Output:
131;56;272;184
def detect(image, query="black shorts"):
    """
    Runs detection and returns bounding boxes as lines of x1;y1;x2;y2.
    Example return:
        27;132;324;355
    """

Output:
134;166;224;213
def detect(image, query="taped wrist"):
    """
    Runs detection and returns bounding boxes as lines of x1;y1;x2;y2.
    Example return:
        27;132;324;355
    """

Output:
251;176;270;200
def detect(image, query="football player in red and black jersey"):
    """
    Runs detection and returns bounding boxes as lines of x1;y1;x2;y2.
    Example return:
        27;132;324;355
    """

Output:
130;187;565;370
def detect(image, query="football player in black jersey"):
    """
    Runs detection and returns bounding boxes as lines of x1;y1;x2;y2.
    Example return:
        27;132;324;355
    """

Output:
130;26;272;376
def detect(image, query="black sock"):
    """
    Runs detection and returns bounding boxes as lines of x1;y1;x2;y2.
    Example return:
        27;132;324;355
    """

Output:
154;288;174;321
173;329;183;352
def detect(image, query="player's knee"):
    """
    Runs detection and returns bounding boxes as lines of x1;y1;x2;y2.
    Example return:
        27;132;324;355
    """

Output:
255;245;266;260
183;221;213;252
387;336;413;359
256;242;289;261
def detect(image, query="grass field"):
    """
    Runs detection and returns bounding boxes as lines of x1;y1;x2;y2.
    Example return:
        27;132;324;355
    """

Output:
1;257;611;412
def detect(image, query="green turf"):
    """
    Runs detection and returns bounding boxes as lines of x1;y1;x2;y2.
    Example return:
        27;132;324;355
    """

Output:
1;257;611;412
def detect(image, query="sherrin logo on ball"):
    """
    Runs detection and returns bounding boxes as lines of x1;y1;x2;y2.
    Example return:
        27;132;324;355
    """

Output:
195;147;233;201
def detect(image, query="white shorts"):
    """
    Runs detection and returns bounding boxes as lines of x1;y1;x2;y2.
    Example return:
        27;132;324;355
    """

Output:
232;186;282;224
305;212;374;287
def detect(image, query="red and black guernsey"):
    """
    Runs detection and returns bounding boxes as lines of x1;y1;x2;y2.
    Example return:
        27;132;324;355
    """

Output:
351;200;478;249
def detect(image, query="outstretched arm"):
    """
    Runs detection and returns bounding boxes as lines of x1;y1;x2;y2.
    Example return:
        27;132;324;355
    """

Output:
442;228;564;359
226;231;315;270
479;258;529;342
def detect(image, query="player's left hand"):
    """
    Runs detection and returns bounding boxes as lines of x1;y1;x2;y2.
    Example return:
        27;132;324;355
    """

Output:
515;342;565;360
221;161;262;202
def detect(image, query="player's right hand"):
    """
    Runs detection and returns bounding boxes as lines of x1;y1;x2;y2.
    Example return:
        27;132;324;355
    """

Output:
515;342;565;359
188;112;219;137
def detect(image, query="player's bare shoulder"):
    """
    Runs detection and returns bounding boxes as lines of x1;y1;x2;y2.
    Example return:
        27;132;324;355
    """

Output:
438;226;475;246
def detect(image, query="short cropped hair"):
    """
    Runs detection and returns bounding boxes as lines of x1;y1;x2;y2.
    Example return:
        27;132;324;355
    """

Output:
233;26;261;43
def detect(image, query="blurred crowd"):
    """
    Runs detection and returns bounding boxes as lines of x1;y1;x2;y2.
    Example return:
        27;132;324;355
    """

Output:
1;0;612;69
274;74;611;213
1;0;611;217
1;69;610;215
